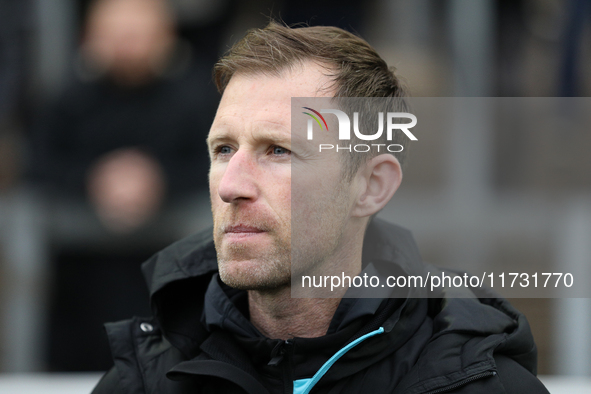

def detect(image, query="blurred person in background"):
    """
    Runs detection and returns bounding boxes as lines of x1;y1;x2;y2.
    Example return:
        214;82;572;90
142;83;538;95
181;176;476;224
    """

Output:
31;0;216;233
27;0;217;371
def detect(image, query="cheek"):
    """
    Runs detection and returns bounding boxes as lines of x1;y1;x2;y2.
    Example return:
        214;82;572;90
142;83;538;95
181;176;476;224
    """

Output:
208;167;224;207
264;164;291;204
280;173;292;205
292;164;334;209
294;175;349;226
208;164;222;190
292;184;327;228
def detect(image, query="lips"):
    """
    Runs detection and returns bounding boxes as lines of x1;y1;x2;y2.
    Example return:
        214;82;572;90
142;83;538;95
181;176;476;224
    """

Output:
224;225;265;234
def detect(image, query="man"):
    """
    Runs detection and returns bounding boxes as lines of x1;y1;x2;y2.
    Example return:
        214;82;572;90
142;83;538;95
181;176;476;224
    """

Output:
92;22;549;393
31;0;216;233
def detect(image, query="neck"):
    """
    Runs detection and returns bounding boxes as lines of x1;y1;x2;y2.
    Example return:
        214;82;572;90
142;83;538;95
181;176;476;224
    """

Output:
248;218;369;340
248;287;341;339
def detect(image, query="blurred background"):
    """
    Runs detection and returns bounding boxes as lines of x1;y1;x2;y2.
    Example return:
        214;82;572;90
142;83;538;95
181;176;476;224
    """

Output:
0;0;590;391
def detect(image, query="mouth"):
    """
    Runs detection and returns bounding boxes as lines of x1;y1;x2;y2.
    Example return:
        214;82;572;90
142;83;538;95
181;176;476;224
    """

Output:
223;224;267;239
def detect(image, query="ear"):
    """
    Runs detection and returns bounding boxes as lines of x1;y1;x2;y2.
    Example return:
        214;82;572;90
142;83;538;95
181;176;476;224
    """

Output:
352;154;402;218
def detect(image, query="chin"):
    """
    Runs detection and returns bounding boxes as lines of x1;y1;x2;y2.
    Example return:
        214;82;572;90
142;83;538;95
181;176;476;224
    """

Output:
218;259;290;291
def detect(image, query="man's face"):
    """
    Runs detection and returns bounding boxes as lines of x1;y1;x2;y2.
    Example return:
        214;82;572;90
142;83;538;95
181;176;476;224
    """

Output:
208;63;357;291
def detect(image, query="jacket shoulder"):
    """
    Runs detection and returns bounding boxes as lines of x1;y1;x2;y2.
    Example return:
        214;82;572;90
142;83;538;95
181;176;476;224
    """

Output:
103;318;148;393
494;355;549;394
93;317;199;394
92;367;125;394
442;355;549;393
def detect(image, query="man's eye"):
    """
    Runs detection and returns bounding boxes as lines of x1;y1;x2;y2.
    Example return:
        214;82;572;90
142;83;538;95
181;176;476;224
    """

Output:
272;146;291;155
216;145;232;155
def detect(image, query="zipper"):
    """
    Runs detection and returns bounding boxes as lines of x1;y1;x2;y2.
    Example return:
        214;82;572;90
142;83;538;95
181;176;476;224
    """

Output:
265;339;295;393
423;371;496;394
282;339;294;394
268;339;293;366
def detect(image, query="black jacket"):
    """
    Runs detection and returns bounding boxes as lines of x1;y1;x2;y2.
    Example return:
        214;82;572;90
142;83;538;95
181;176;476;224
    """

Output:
92;219;549;393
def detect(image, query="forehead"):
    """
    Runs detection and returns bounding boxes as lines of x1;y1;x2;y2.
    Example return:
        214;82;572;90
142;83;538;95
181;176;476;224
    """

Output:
209;62;335;135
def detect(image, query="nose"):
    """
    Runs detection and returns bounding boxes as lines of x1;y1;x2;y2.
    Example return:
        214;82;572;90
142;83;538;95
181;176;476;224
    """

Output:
216;150;259;204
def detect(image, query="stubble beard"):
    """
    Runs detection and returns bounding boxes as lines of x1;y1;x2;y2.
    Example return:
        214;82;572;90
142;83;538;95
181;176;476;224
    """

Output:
213;215;292;291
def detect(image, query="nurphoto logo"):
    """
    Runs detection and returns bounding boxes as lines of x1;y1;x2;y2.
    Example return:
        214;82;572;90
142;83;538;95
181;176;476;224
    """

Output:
302;107;417;153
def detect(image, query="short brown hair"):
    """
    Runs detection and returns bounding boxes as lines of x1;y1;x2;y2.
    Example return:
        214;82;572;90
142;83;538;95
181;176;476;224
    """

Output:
213;21;410;176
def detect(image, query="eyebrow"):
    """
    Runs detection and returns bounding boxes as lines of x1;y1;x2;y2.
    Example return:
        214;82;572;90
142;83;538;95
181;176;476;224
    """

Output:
207;124;291;147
